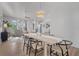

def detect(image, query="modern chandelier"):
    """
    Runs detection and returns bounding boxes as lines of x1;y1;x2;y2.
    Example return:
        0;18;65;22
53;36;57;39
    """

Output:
36;2;45;18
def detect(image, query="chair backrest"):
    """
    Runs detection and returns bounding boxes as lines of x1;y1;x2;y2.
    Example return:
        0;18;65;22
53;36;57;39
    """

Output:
56;40;73;56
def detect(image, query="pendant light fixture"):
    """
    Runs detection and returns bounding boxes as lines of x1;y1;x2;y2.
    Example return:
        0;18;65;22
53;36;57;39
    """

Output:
36;2;45;18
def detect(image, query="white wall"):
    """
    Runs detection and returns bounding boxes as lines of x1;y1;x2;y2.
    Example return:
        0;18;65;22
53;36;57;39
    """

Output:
41;3;79;48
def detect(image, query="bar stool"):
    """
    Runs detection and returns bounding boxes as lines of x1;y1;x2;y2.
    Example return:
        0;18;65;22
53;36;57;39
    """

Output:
49;40;73;56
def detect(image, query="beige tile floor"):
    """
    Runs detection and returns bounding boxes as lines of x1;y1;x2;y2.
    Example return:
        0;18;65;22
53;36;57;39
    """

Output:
0;37;79;56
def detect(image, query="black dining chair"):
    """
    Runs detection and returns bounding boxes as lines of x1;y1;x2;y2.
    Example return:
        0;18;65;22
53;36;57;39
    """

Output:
23;36;35;55
23;35;29;51
49;40;73;56
27;38;44;56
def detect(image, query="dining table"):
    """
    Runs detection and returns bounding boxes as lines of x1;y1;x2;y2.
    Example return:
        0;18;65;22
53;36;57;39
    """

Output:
24;32;62;56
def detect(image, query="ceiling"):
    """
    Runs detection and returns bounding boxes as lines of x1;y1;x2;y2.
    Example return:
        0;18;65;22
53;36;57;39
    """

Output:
0;2;79;20
0;2;46;19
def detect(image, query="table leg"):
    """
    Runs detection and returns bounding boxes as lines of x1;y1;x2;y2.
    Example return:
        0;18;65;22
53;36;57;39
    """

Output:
44;42;47;56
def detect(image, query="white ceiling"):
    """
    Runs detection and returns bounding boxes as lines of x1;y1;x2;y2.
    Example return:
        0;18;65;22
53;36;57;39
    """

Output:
0;2;46;19
0;2;79;20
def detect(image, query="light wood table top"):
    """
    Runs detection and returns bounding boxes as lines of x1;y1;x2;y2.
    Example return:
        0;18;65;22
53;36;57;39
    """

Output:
24;32;62;45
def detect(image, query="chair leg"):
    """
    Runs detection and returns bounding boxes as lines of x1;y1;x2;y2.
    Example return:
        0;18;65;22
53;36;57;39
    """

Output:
23;38;26;51
49;45;52;56
28;46;32;56
34;41;38;56
23;42;26;51
65;41;69;56
26;44;29;55
28;40;32;56
66;50;69;56
35;49;37;56
59;45;64;56
66;45;69;56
